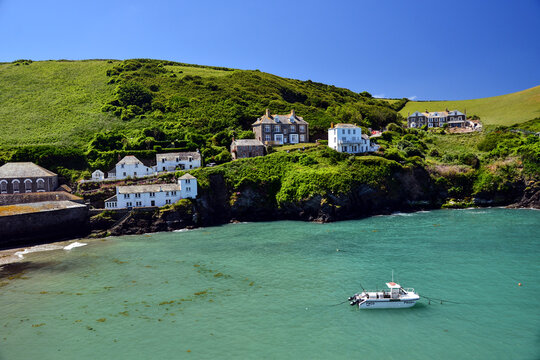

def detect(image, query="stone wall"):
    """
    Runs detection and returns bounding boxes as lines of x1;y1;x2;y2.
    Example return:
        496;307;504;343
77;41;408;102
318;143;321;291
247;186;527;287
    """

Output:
0;202;89;248
0;191;84;206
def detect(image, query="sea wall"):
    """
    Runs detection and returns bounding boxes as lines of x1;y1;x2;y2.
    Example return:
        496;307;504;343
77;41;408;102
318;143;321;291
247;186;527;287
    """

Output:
0;191;84;206
0;202;89;248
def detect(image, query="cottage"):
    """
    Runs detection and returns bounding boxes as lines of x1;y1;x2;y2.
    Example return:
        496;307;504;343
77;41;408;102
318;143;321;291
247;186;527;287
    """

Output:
230;139;265;160
107;155;155;180
105;173;197;209
407;109;466;128
156;152;201;172
0;162;58;194
92;170;105;181
252;109;309;145
328;124;379;154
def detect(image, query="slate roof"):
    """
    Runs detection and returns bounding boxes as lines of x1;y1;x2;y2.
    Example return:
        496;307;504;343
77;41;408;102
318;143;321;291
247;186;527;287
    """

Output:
118;155;143;165
117;184;181;194
179;173;196;180
105;195;117;202
231;139;265;147
156;152;201;162
0;162;57;178
252;109;308;126
332;123;360;129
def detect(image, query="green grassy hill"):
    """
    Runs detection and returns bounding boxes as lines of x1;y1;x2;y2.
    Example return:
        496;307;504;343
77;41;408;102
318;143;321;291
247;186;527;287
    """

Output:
400;85;540;126
0;59;400;149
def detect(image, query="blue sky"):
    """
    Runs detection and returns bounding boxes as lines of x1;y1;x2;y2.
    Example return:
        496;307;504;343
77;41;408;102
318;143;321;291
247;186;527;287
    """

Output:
0;0;538;100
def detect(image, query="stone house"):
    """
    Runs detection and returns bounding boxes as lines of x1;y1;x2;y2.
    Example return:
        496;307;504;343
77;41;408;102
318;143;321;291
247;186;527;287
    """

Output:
104;174;197;209
252;109;309;145
156;152;202;172
230;139;265;160
0;162;58;194
407;109;466;128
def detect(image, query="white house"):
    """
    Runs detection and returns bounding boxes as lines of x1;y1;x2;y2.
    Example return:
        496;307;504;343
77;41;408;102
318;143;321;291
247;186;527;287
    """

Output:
328;123;379;154
104;173;198;209
92;170;104;181
156;152;201;172
107;155;155;180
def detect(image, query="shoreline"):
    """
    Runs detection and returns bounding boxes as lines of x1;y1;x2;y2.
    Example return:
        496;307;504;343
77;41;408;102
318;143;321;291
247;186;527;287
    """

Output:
2;206;538;268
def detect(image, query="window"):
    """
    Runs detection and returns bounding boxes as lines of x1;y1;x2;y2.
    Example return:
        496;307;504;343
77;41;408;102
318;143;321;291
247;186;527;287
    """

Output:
188;157;192;162
176;157;179;162
0;181;6;194
127;202;132;207
300;134;305;142
186;187;191;192
135;193;141;198
12;180;19;193
162;159;165;163
264;125;271;132
166;192;170;196
274;125;280;132
135;164;138;168
136;201;142;207
353;129;356;134
25;179;32;193
150;192;155;197
172;191;177;195
121;164;125;168
166;199;171;204
124;194;130;199
37;179;45;191
290;125;296;132
264;134;271;141
343;146;348;152
134;172;137;176
123;172;127;176
348;129;351;134
299;125;305;132
186;179;191;184
283;128;287;134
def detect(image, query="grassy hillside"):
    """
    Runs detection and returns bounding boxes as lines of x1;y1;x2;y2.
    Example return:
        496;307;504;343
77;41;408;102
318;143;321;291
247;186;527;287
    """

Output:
0;59;400;149
400;85;540;126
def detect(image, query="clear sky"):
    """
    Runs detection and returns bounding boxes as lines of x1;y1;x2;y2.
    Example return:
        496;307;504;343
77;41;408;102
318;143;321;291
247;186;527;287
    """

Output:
0;0;538;100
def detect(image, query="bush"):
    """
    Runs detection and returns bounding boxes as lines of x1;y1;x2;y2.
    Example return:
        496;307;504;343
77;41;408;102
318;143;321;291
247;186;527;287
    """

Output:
115;82;153;109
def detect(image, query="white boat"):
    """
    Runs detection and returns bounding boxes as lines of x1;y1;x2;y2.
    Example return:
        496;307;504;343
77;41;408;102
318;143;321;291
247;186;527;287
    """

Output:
348;281;420;309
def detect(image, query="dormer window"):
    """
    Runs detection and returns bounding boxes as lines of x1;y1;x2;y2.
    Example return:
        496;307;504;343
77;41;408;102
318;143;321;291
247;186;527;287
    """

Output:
162;159;165;163
275;116;280;123
135;164;138;168
188;156;192;162
176;157;179;162
290;116;295;122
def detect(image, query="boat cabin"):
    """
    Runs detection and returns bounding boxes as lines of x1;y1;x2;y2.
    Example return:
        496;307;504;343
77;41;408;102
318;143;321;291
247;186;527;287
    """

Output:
386;282;402;299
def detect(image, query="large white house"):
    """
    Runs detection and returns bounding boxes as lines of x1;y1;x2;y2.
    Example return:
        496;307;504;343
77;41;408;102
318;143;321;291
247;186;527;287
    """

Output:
104;174;197;209
107;156;155;180
328;123;379;154
156;152;201;172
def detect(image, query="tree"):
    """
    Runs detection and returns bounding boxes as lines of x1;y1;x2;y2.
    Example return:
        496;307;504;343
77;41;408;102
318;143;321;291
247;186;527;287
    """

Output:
115;82;153;110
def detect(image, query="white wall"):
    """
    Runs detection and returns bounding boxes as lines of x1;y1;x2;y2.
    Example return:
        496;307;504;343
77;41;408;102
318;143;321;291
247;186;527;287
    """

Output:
328;126;379;154
114;162;154;180
156;158;201;172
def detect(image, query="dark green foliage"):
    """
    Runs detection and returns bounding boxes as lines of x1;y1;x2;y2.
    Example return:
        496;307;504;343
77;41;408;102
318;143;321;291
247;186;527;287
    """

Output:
10;146;87;171
114;82;153;110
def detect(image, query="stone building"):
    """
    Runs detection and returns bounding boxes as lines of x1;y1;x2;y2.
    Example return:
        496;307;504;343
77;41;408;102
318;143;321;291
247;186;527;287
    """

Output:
0;162;58;194
252;109;309;145
230;139;265;160
407;109;466;128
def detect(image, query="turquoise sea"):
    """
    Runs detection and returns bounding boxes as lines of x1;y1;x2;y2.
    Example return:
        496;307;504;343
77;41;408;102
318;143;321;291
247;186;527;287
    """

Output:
1;208;539;359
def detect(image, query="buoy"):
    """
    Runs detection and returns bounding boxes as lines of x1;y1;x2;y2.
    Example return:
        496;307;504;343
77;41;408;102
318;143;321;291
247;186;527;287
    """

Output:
518;283;522;286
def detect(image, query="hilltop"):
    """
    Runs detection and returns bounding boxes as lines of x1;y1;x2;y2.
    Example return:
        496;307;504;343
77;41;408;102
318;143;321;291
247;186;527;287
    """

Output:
399;85;540;126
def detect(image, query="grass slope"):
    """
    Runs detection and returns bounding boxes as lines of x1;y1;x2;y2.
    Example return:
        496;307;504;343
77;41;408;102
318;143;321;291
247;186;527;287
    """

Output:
400;85;540;126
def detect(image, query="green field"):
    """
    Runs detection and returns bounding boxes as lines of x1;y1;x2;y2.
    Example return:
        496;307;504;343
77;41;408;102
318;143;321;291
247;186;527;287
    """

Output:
400;85;540;126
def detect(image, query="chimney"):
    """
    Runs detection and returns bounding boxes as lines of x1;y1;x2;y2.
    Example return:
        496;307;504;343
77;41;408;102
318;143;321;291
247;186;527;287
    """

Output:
265;108;270;117
330;122;334;128
290;109;295;117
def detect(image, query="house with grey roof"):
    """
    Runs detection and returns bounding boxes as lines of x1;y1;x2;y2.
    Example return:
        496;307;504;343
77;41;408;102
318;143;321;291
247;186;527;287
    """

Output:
104;173;197;209
156;151;201;172
230;139;265;160
0;162;58;194
252;109;309;145
107;155;155;180
407;109;466;129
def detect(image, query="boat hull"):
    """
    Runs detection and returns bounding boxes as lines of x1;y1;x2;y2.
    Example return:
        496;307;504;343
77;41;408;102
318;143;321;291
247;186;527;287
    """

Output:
359;299;417;309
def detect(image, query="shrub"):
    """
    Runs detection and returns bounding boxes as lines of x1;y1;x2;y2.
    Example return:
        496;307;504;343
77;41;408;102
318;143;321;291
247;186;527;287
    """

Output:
115;82;153;109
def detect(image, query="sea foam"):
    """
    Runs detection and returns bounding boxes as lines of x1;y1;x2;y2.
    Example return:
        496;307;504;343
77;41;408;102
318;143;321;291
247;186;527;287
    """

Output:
63;242;87;250
14;244;64;259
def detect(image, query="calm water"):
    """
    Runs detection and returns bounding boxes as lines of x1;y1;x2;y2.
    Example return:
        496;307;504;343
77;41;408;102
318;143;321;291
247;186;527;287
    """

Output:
1;209;539;359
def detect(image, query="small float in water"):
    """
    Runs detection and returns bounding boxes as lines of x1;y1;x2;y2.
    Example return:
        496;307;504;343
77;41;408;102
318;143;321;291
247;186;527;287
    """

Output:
348;279;420;309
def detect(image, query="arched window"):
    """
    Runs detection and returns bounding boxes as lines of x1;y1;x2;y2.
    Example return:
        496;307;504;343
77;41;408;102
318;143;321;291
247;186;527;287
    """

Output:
0;180;7;194
12;179;20;193
37;178;45;192
24;179;32;193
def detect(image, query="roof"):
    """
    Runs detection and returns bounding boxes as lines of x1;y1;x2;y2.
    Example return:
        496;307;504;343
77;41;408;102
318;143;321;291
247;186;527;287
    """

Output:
409;110;464;118
331;123;361;129
252;109;308;126
178;173;196;180
156;152;201;162
117;184;181;194
386;282;401;289
105;195;117;202
0;162;57;178
118;155;143;165
0;200;85;216
231;139;265;147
